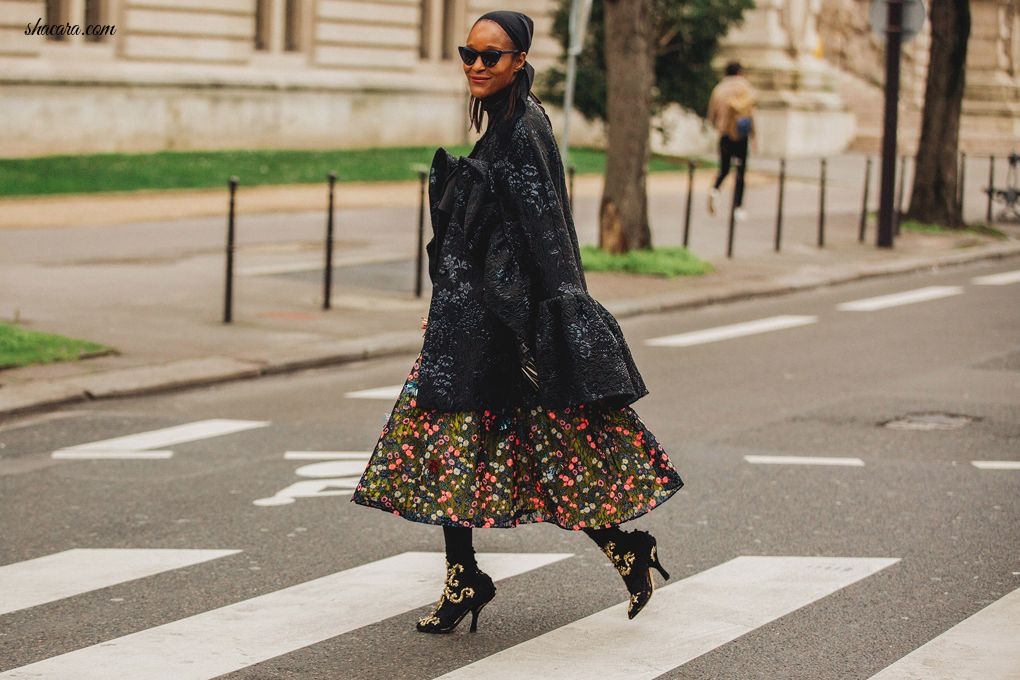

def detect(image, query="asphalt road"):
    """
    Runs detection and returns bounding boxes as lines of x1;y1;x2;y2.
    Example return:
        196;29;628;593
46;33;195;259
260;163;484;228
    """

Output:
1;257;1018;679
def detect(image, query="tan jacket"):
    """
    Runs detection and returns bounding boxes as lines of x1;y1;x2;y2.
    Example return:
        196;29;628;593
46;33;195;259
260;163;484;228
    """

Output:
707;75;756;141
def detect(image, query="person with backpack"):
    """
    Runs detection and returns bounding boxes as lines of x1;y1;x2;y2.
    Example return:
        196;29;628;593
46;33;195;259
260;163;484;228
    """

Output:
707;61;756;221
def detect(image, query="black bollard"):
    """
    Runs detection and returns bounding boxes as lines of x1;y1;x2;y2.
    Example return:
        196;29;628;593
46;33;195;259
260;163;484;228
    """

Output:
414;169;427;298
323;171;337;311
775;158;786;252
859;156;872;242
818;159;827;248
223;176;238;324
987;155;995;224
895;154;907;236
726;175;738;259
683;160;695;248
957;152;966;218
568;165;576;215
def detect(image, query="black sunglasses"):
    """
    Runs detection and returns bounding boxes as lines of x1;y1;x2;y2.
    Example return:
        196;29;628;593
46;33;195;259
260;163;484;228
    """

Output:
458;46;521;68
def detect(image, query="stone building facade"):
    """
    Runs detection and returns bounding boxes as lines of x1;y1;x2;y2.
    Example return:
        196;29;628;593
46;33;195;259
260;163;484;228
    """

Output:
0;0;1017;158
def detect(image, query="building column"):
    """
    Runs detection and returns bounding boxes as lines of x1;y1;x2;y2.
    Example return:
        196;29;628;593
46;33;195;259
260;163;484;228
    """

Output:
961;0;1020;152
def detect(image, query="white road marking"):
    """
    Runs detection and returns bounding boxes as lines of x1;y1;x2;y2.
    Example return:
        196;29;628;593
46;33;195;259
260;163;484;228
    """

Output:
868;586;1020;680
971;270;1020;286
0;552;570;680
51;450;174;460
255;452;373;506
434;556;899;680
345;385;403;400
971;461;1020;470
0;549;239;616
745;455;865;467
836;286;963;312
284;451;370;460
645;315;818;347
51;419;268;460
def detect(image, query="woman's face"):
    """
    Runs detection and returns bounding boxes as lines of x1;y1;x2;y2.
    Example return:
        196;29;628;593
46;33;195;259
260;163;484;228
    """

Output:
463;20;527;100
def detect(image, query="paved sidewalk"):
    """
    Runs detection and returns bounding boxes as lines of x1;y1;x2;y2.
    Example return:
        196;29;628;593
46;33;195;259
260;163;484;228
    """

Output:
2;152;1018;418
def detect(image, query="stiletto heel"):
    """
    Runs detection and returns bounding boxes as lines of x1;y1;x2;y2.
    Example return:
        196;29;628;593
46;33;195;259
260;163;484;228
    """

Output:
417;561;496;634
649;543;670;580
468;602;487;632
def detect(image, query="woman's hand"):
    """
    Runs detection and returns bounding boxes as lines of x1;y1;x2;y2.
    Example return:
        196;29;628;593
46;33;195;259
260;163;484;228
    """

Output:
421;315;428;335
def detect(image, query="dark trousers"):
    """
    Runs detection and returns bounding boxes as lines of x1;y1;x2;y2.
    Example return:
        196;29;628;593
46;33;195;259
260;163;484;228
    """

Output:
713;135;749;208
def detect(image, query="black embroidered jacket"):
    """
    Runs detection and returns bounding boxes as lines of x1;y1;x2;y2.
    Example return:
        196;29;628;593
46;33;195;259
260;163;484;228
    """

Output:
416;93;648;411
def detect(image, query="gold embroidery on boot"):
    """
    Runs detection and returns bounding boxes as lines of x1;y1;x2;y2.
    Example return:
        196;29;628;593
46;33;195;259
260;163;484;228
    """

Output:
600;541;636;576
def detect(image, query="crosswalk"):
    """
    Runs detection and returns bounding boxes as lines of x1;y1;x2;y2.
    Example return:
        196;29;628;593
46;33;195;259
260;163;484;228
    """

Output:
2;548;1017;679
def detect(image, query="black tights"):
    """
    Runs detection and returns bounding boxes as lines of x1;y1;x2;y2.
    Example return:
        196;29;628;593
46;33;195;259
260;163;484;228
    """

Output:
443;525;625;568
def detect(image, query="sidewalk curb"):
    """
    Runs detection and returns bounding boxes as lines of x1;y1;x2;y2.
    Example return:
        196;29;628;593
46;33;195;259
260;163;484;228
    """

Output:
2;240;1018;421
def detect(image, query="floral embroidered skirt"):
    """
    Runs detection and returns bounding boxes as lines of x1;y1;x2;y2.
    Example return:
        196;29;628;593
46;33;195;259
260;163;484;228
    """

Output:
351;355;683;530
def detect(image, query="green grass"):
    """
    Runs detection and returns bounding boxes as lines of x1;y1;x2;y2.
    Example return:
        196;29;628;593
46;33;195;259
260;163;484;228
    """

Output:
900;219;1008;239
0;323;110;370
0;147;698;198
580;245;714;278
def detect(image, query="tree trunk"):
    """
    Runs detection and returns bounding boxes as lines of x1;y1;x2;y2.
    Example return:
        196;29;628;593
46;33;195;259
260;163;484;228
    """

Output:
905;0;970;227
600;0;654;253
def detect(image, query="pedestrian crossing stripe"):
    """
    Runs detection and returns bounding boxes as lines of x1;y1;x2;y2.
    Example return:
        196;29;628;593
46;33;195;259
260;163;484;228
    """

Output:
51;419;269;460
433;556;899;680
0;552;570;680
971;270;1020;286
0;549;240;617
867;585;1020;679
4;552;1018;679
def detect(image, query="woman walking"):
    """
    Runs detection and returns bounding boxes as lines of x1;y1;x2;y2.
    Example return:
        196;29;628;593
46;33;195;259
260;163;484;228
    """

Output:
352;10;683;632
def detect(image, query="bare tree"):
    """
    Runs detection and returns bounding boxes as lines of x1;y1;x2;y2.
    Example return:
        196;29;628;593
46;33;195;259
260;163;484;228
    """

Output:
905;0;970;227
599;0;655;253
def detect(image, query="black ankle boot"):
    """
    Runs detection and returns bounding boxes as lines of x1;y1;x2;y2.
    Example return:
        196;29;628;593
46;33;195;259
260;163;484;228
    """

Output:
416;560;497;633
594;529;670;619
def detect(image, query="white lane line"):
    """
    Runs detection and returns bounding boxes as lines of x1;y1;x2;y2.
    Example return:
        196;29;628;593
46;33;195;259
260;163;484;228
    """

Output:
868;586;1020;680
0;549;239;617
434;556;899;680
745;455;865;467
972;461;1020;470
972;270;1020;286
284;451;370;460
0;552;570;680
51;419;269;460
645;315;818;347
836;286;963;312
51;450;174;460
345;385;403;400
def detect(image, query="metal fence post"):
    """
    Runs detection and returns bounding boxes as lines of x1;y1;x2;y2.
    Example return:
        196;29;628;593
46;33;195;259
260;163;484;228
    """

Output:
223;176;238;324
775;158;786;252
987;155;995;224
726;180;737;258
859;156;872;242
818;158;827;248
895;154;907;235
957;152;966;219
567;165;576;215
415;169;427;298
323;171;336;311
683;160;695;248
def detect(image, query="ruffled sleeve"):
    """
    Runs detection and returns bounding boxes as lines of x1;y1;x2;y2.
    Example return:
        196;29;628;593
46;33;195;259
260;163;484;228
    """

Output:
484;103;648;408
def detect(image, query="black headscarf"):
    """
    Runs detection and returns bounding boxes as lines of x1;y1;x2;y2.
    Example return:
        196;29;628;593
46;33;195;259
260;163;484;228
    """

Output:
475;11;536;99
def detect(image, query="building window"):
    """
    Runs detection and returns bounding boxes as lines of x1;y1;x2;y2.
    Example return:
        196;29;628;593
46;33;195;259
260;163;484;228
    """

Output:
255;0;305;54
45;0;68;42
284;0;301;52
421;0;461;61
255;0;271;51
84;0;105;43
